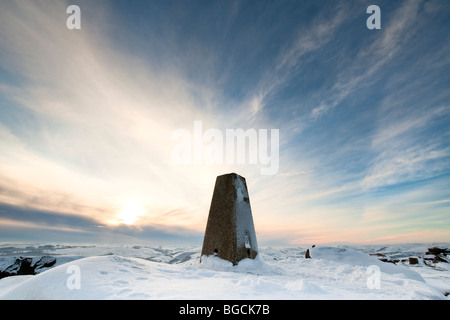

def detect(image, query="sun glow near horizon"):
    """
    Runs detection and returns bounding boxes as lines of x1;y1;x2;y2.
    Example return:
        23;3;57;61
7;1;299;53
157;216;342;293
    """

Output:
0;0;449;244
117;199;146;225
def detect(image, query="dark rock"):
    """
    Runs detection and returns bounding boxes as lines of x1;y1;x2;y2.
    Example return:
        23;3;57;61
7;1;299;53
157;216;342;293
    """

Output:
305;249;311;259
427;247;450;255
425;247;449;264
0;256;57;279
432;255;448;263
370;253;396;264
379;258;396;264
371;253;385;257
408;257;419;265
34;256;56;272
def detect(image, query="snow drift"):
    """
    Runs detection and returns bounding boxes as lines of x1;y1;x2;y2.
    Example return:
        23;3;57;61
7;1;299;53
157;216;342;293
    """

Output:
0;245;445;300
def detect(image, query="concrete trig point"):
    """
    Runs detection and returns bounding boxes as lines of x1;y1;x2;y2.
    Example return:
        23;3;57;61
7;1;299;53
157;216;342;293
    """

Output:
201;173;258;265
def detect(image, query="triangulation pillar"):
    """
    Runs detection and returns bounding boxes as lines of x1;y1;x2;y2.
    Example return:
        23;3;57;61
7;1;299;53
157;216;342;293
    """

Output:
201;173;258;265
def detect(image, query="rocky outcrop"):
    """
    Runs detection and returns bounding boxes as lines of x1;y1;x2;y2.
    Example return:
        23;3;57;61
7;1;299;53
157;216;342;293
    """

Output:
427;247;450;255
305;249;311;259
424;247;450;264
370;252;396;264
0;256;56;279
371;246;449;266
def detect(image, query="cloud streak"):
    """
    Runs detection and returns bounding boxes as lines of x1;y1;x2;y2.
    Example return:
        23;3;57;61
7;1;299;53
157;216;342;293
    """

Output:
0;0;223;230
0;0;449;244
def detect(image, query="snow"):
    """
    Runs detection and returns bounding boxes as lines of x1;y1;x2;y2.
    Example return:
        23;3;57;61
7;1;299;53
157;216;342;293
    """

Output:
0;243;448;300
233;175;258;253
309;246;424;282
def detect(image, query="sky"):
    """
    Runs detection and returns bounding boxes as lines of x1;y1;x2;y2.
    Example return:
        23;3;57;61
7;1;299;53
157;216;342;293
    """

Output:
0;0;449;246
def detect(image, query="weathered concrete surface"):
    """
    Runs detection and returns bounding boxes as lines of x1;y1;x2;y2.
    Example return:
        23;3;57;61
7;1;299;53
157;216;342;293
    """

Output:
201;173;258;265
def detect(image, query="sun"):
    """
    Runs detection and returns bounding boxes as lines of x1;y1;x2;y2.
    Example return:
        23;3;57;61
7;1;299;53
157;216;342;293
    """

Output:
117;199;146;225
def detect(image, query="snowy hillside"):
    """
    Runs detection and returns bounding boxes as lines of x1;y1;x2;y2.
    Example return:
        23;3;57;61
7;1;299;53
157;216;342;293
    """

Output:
0;243;448;300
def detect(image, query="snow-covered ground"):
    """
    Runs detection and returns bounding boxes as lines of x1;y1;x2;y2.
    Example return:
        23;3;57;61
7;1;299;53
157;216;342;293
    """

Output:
0;243;448;300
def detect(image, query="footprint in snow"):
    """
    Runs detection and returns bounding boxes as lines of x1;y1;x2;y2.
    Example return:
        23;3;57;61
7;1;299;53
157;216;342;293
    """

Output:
118;288;132;295
113;280;128;287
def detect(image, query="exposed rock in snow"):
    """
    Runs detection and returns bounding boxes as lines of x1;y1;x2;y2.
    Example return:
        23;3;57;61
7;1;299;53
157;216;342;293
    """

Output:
369;246;450;267
0;243;449;300
0;245;447;300
425;247;449;264
427;247;450;256
305;249;311;259
370;252;395;264
0;256;56;279
309;246;425;283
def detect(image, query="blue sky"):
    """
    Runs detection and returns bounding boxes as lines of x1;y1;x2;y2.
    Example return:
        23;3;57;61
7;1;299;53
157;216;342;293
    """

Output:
0;0;449;245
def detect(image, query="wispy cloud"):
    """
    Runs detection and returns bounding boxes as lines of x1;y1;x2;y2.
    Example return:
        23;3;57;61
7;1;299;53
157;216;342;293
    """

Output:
241;3;351;123
0;0;226;229
0;0;448;245
243;0;450;244
311;0;423;120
